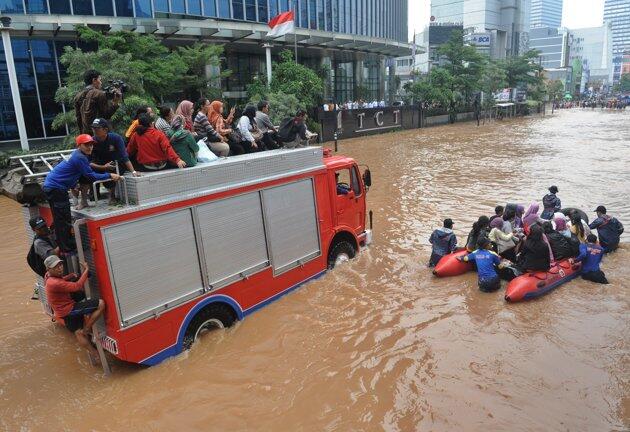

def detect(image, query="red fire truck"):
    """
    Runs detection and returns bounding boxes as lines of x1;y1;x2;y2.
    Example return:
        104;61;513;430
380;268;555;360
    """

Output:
25;147;371;371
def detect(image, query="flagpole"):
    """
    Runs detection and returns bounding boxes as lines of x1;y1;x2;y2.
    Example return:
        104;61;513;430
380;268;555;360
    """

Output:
292;0;298;63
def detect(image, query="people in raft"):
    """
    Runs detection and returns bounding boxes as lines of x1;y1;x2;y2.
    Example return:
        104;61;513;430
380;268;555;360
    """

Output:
574;234;608;284
44;255;106;363
589;206;624;253
428;218;457;267
541;186;561;219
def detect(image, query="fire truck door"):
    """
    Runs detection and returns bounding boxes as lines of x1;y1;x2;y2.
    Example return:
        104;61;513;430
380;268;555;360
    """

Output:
333;167;363;233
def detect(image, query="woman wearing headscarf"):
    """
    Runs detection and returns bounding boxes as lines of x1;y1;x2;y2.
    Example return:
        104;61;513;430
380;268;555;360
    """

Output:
569;212;591;243
127;113;185;171
553;215;572;238
208;100;236;138
175;100;195;134
166;115;198;168
513;204;525;229
522;202;543;234
488;217;519;261
517;224;551;272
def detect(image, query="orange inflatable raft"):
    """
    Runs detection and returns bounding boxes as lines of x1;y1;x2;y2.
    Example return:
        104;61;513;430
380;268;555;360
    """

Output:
433;250;473;277
504;259;582;302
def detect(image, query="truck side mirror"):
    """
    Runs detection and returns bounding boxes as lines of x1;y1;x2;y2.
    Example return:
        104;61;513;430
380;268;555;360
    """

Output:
362;168;371;188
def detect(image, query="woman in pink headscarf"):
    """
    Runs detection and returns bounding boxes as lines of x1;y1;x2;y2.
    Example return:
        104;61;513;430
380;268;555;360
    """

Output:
553;215;572;238
175;100;195;134
522;202;543;234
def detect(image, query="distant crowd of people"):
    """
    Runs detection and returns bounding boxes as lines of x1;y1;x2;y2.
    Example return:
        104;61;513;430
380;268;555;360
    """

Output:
554;98;628;110
322;99;395;111
429;186;624;292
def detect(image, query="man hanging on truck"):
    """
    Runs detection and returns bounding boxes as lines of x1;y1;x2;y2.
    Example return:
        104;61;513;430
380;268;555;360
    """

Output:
44;255;106;363
26;216;59;300
43;134;121;253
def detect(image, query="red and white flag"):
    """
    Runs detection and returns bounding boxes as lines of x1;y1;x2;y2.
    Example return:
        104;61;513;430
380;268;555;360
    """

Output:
267;11;295;38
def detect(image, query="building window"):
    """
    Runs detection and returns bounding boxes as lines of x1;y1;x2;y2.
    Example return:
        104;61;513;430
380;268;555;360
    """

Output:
95;0;115;15
188;0;202;15
333;61;354;103
325;0;332;31
25;0;48;13
299;0;308;27
134;0;152;16
114;0;133;16
31;40;65;137
0;0;23;13
245;0;256;20
49;0;71;14
0;41;17;141
279;0;288;12
317;0;324;30
203;0;216;15
258;0;268;22
232;0;244;19
72;0;93;15
154;0;168;11
308;0;317;29
171;0;185;13
218;0;230;17
11;39;44;139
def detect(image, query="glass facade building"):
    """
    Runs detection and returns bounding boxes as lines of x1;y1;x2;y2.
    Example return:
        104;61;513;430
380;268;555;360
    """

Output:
604;0;630;84
530;0;563;29
0;0;409;144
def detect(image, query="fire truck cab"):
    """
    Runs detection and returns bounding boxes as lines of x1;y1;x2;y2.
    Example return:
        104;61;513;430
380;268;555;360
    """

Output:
27;147;371;369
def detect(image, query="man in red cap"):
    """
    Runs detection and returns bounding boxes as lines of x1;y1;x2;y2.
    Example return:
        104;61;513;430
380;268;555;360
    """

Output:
43;134;121;253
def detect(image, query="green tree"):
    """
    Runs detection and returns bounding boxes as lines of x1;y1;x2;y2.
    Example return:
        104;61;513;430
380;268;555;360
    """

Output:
247;50;325;110
248;91;301;125
545;79;564;102
175;42;227;99
500;49;543;89
76;26;187;100
619;74;630;92
437;29;485;102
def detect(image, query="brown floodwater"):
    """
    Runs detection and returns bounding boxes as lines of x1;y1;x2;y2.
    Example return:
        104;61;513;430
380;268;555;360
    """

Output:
1;109;628;431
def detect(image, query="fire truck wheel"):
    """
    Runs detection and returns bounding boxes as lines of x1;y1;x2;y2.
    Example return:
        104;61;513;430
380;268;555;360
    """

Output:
183;304;236;350
328;240;356;269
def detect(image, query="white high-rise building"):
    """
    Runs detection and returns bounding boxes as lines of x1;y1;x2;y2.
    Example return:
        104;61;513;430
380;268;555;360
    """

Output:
604;0;630;84
569;24;615;93
430;0;531;59
530;0;563;29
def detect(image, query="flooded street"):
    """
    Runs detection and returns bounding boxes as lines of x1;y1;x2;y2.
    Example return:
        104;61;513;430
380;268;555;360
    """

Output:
1;109;628;431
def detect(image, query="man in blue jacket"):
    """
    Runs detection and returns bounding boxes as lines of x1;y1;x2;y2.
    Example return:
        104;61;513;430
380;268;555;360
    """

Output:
589;206;624;252
457;237;505;292
43;134;121;253
428;218;457;267
574;234;608;284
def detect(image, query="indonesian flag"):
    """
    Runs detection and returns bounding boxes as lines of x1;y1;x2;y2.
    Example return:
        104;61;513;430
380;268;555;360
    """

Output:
267;11;295;38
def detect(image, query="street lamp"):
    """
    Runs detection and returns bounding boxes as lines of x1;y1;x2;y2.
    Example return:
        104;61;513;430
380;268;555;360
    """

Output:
1;16;29;151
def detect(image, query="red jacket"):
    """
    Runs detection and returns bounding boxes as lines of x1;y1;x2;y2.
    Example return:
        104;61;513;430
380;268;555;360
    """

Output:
127;127;181;166
45;271;88;319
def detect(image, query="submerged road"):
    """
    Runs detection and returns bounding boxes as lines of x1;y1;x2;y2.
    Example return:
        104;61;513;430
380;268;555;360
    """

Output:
0;108;628;431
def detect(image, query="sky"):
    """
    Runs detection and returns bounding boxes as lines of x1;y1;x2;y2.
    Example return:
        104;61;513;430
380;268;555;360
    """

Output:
408;0;606;41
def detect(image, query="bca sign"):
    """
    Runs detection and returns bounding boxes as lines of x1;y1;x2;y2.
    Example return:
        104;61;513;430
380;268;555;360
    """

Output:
465;33;491;47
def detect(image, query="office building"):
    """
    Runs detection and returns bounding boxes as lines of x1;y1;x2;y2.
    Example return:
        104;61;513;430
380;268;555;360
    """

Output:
529;26;569;69
530;0;562;29
568;23;614;93
430;0;531;59
604;0;630;84
0;0;410;146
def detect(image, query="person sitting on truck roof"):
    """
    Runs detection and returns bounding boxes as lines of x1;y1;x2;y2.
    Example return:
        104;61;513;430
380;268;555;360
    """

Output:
44;255;106;363
167;115;199;168
255;101;279;150
277;110;309;149
91;118;139;204
175;100;195;135
125;106;153;140
43;135;121;253
237;105;260;153
127;113;186;171
193;98;231;157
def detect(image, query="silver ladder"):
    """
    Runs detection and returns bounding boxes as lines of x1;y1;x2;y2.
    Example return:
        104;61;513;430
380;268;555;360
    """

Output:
9;150;74;183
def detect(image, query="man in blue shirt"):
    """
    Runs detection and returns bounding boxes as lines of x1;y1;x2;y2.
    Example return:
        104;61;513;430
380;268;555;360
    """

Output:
43;134;121;253
589;206;624;253
457;237;504;292
574;234;608;284
91;118;139;203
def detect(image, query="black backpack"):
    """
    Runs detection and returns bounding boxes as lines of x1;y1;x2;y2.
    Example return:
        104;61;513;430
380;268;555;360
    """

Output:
26;236;52;277
277;117;295;142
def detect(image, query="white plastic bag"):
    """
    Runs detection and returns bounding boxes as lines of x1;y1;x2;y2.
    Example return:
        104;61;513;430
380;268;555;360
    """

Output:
196;138;219;163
